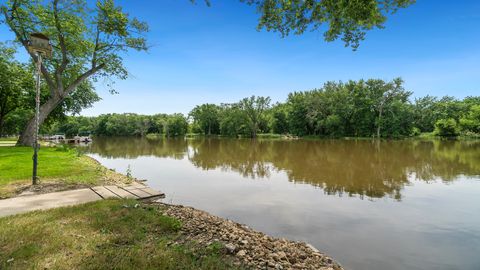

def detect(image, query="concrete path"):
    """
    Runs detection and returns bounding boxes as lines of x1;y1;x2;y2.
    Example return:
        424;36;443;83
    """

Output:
0;142;16;147
0;183;164;218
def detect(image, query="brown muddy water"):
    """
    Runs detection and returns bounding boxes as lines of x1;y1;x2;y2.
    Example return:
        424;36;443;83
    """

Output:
82;137;480;270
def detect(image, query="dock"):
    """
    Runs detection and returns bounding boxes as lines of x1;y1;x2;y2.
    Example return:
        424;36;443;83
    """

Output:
0;182;164;218
91;182;164;200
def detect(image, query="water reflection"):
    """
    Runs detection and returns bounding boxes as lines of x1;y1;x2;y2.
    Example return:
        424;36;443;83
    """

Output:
85;137;480;200
83;137;480;270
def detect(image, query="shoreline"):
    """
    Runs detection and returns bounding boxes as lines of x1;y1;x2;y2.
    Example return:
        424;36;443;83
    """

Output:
155;201;343;270
110;133;480;141
84;155;344;269
86;154;344;269
0;149;344;269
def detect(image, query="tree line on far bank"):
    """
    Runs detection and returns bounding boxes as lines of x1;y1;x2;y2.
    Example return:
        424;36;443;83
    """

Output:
5;78;477;139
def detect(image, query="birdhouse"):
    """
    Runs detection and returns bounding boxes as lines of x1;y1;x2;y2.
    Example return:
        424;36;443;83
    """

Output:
28;33;52;58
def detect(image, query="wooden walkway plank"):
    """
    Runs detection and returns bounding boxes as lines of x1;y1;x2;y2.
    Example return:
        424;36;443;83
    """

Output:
123;182;146;190
139;187;165;197
91;184;164;200
91;186;120;199
122;188;152;198
104;185;138;199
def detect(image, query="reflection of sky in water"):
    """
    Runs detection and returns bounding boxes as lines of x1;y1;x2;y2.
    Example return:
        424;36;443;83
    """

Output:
85;138;480;270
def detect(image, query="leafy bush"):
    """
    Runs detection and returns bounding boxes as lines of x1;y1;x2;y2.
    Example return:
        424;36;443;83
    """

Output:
165;114;188;137
459;105;480;133
411;127;421;136
434;118;459;137
324;115;344;137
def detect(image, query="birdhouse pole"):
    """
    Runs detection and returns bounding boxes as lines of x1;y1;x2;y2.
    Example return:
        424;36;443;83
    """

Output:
27;33;52;185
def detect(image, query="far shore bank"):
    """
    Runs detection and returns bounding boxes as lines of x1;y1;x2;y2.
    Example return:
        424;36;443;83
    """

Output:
2;131;479;149
34;132;475;141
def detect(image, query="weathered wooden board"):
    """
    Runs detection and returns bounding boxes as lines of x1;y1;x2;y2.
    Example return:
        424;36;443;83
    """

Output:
104;185;138;199
123;188;152;198
140;187;165;197
91;186;120;199
123;182;146;190
90;184;164;200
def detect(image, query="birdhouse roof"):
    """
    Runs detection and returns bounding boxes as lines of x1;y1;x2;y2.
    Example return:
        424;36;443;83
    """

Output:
30;33;50;41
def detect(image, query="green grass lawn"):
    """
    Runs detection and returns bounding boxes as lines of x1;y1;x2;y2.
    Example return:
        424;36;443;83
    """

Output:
0;146;130;198
0;199;239;269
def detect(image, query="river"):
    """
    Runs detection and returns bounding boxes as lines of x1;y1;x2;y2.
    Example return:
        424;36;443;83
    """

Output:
82;137;480;270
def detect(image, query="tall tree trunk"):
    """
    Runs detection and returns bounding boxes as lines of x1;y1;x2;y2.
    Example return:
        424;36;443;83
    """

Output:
0;98;7;137
0;114;4;137
377;107;383;139
17;96;62;146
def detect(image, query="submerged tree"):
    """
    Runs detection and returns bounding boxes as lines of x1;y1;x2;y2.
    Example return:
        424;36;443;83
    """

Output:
1;0;148;145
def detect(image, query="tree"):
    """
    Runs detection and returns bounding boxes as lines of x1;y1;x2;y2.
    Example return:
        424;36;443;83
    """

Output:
219;103;248;137
133;115;151;137
379;99;414;137
165;114;188;137
269;103;289;134
434;118;459;137
0;43;32;136
435;96;466;122
367;78;411;138
413;95;438;132
459;105;480;134
189;104;220;135
1;0;414;144
151;114;168;135
1;0;148;145
281;79;415;138
245;0;415;50
238;96;271;138
285;92;310;136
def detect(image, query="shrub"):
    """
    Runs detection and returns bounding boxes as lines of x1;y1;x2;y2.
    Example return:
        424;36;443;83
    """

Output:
434;118;459;137
411;127;421;136
459;105;480;133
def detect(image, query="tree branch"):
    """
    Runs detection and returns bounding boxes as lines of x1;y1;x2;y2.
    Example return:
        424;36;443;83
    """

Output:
64;63;105;97
1;8;57;94
53;0;68;91
4;105;17;115
92;25;100;69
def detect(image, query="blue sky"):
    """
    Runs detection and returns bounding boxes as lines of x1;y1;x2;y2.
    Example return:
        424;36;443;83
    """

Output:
2;0;480;115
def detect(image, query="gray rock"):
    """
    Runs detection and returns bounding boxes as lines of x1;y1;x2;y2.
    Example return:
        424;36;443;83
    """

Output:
225;243;236;254
306;243;319;253
237;250;247;257
161;203;343;270
277;251;287;260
